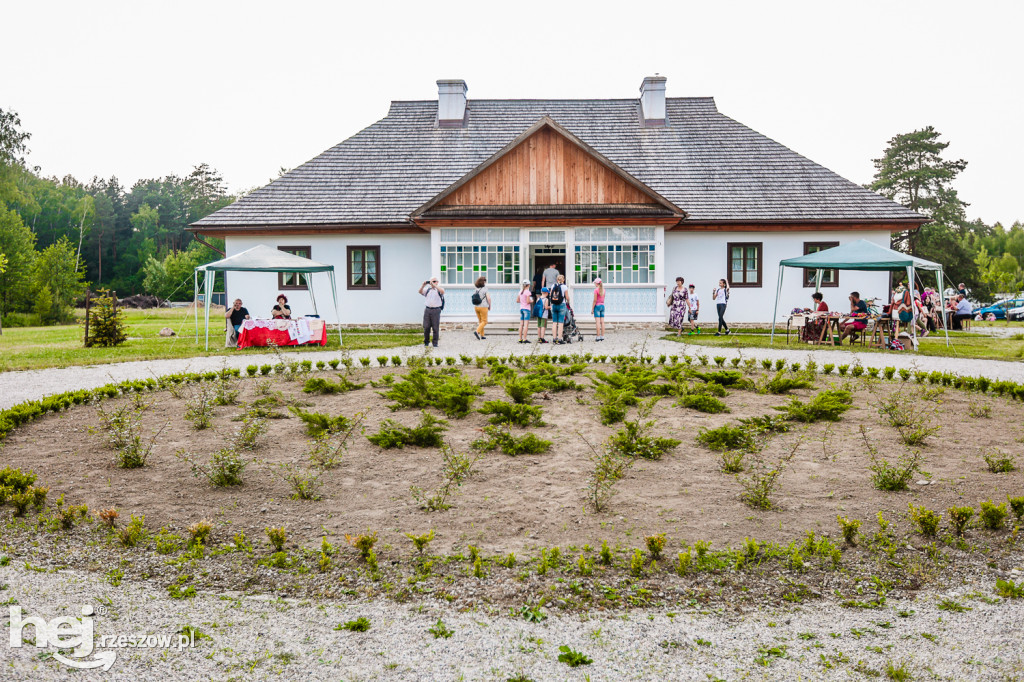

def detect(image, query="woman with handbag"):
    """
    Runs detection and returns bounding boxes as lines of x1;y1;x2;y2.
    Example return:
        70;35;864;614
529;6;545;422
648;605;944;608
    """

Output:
471;276;490;340
667;277;689;335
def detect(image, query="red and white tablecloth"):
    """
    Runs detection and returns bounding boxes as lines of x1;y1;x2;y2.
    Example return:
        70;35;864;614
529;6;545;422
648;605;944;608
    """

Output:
237;318;327;348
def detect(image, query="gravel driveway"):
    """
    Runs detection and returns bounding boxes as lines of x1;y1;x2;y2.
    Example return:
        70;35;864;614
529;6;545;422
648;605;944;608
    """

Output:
3;564;1022;681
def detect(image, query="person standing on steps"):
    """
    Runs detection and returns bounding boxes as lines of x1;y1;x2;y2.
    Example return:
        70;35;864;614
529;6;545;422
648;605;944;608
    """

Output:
472;276;491;340
535;287;551;343
667;277;689;336
713;279;731;336
418;276;445;347
591;278;606;341
516;281;533;343
549;274;570;344
687;283;701;335
542;262;560;292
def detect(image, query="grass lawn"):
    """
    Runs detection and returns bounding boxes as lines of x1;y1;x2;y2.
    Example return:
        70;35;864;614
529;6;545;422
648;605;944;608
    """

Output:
662;326;1024;362
0;308;421;371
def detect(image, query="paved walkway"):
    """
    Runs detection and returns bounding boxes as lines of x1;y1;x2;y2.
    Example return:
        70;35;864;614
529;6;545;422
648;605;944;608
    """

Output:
1;330;1021;410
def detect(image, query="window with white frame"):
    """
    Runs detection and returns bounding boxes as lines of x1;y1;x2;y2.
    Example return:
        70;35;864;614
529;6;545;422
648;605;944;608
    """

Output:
574;227;656;284
439;228;521;285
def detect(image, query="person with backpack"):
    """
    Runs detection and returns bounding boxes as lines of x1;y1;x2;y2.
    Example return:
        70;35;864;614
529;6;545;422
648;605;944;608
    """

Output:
418;276;445;347
549;274;570;344
534;287;551;343
471;276;491;340
713;279;731;336
516;281;534;343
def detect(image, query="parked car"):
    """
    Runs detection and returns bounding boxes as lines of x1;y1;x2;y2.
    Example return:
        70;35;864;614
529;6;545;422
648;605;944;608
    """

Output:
1008;305;1024;322
974;297;1024;320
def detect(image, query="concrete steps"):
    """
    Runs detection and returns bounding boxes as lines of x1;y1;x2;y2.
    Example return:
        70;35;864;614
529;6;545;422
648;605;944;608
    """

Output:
479;322;599;336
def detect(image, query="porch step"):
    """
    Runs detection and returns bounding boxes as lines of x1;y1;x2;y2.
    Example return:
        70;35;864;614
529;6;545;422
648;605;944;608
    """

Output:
482;323;599;336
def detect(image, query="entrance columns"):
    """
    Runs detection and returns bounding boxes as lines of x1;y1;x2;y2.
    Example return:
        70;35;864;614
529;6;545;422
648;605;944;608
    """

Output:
564;227;576;291
519;228;530;285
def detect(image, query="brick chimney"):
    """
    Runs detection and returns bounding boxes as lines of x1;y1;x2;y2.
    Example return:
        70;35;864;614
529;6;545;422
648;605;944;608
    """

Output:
437;79;467;128
640;75;667;127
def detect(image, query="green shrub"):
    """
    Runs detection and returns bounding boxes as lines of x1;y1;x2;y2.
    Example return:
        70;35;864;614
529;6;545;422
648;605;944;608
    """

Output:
899;368;911;381
691;369;746;387
908;504;940;537
503;375;543;404
289;407;352;438
984;451;1016;473
302;374;366;395
336;617;371;632
774;359;785;371
676;393;729;414
176;448;246;487
595;386;637;425
0;466;37;493
995;579;1024;599
761;359;773;370
472;425;551;456
259;364;272;376
1009;495;1024;524
851;365;865;377
776;389;853;422
883;367;896;380
737;414;790;434
758;370;814;395
696;424;757;452
246;365;258;377
979;500;1007;530
719;450;745;473
367;412;448;449
557;645;592;668
837;364;849;376
391;355;402;367
947;506;974;536
85;289;128;347
478;401;545;427
870;450;920;492
119;514;145;547
379;368;482;418
837;515;861;545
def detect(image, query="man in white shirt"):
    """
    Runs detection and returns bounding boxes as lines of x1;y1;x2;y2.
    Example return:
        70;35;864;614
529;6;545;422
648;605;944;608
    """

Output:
686;284;701;334
952;294;973;330
418;277;445;347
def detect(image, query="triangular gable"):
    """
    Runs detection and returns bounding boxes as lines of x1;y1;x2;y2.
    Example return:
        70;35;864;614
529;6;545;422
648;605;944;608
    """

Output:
414;117;683;216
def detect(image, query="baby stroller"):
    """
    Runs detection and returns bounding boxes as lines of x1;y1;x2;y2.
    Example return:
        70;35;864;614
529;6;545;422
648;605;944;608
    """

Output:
561;304;584;344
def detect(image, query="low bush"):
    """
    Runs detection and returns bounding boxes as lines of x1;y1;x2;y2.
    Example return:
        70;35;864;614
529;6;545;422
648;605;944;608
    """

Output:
979;500;1007;530
908;504;940;537
265;526;286;552
176;448;246;487
302;375;366;395
870;451;921;492
367;412;448;449
290;407;352;438
947;506;974;536
478;401;545;427
776;389;853;423
410;442;481;511
737;414;790;434
719;450;746;473
595;385;637;425
758;370;814;395
984;451;1016;473
676;392;729;414
837;515;861;545
696;424;758;452
472;425;551;456
607;400;680;460
995;579;1024;599
1010;495;1024;524
380;369;482;418
583;435;633;512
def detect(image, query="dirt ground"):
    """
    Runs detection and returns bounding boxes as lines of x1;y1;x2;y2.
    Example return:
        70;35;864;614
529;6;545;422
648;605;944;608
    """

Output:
4;365;1023;558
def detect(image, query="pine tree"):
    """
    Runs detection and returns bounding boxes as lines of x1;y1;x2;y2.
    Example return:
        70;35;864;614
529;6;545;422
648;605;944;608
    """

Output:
86;289;127;347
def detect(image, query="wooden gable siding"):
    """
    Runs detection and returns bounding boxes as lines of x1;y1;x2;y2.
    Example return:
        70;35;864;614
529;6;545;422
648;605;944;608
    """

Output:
438;126;658;207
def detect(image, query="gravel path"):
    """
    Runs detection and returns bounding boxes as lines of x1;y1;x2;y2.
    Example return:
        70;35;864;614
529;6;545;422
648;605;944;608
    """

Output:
3;564;1022;681
2;330;1022;410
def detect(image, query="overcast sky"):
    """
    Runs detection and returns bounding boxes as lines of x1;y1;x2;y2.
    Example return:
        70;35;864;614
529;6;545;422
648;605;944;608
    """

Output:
3;0;1021;225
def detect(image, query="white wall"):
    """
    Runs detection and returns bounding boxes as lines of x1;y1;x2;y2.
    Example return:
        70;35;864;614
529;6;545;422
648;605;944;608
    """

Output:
224;233;430;324
664;231;893;324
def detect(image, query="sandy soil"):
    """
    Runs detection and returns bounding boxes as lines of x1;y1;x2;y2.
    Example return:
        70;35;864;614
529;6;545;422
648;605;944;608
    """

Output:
4;365;1022;558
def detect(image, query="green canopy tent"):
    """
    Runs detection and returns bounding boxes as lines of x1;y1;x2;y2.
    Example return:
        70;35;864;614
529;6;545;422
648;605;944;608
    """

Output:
769;239;950;349
195;244;341;350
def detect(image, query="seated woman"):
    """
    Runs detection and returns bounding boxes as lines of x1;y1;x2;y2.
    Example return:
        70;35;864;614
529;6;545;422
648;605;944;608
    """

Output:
271;294;292;320
801;292;829;342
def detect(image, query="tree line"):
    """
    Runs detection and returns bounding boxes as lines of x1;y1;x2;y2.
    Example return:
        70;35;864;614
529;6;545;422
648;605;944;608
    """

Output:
0;107;232;324
1;107;1022;327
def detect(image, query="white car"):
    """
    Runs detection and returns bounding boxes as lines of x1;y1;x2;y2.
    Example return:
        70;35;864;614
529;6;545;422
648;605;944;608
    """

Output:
1008;305;1024;322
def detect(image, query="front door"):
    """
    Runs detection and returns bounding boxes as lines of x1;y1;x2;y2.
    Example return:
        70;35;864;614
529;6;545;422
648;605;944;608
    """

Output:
529;249;566;293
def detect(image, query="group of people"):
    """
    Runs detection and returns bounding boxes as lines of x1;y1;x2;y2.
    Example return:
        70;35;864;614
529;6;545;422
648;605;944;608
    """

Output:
796;280;977;347
225;294;292;336
667;277;732;336
462;262;606;346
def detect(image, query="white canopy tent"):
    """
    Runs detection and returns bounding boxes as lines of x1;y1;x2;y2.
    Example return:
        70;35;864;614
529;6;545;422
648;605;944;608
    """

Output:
769;239;950;349
195;245;341;350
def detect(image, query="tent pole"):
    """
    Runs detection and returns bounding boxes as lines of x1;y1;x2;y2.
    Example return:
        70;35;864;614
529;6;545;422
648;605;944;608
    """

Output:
329;270;342;347
770;264;785;344
907;265;917;351
815;268;823;293
937;268;950;347
204;270;214;351
307;272;319;318
193;270;199;340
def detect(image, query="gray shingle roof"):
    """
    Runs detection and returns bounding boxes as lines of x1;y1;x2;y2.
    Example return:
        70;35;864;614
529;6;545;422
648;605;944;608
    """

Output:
193;98;924;227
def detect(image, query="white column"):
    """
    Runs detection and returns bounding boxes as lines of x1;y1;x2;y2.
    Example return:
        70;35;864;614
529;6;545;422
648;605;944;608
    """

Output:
654;225;666;316
429;228;440;279
519;228;530;284
564;226;576;287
